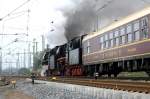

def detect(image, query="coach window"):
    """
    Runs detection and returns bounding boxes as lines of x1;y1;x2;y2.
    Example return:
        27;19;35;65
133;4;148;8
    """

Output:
100;36;104;49
104;34;109;48
103;41;106;49
141;17;148;39
109;32;113;47
133;21;140;41
105;33;108;40
87;41;90;54
106;40;109;48
120;27;126;44
114;30;119;46
126;24;132;43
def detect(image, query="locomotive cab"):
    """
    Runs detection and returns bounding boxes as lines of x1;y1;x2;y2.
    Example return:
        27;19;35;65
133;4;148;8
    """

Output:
66;36;85;76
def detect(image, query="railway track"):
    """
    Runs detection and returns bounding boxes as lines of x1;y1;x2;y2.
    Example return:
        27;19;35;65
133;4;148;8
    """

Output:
1;75;150;94
54;78;150;93
44;77;150;94
36;76;150;93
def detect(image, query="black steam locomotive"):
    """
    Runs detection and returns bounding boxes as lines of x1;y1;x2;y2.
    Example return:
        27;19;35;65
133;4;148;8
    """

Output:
43;36;84;76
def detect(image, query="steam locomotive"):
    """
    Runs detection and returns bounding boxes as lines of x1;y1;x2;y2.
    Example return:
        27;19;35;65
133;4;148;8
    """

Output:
42;7;150;77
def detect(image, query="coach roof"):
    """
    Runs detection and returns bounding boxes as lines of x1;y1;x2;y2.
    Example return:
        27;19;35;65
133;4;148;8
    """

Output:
83;6;150;42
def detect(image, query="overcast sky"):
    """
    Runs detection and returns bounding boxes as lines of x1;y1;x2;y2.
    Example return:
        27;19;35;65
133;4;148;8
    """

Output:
0;0;74;45
0;0;76;69
0;0;149;49
0;0;84;70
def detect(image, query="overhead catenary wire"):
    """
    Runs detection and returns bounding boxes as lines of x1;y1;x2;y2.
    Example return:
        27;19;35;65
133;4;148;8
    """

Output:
95;0;150;31
0;0;34;72
141;0;150;4
0;38;18;49
0;33;28;36
1;11;29;47
96;0;115;12
0;0;31;21
95;0;115;31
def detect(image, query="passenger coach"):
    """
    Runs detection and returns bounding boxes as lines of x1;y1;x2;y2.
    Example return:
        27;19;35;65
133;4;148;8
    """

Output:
82;7;150;77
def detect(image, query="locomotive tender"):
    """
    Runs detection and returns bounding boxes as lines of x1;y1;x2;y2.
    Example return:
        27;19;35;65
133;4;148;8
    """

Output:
44;7;150;77
46;36;84;76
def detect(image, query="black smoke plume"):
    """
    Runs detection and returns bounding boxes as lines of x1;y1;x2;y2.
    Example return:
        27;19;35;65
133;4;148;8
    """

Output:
63;0;150;41
64;0;97;40
47;0;150;47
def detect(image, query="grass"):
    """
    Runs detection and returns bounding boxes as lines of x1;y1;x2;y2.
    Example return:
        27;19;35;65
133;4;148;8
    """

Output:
0;81;5;86
118;71;149;77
